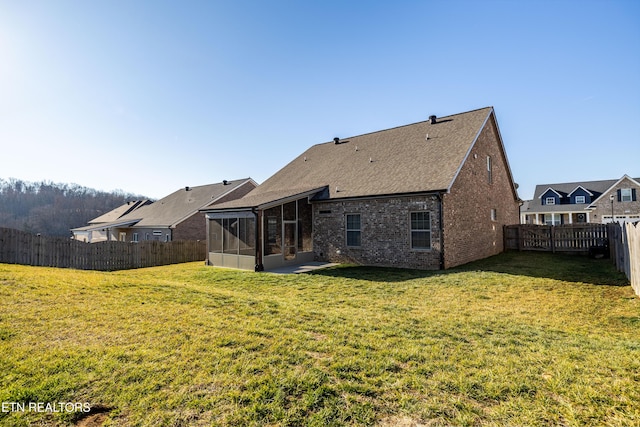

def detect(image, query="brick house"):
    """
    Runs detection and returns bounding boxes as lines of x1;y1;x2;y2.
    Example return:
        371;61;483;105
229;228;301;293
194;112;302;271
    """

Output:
72;179;256;242
521;175;640;225
202;107;520;271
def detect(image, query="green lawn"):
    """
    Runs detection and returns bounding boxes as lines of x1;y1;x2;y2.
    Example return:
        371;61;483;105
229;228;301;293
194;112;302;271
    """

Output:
0;252;638;426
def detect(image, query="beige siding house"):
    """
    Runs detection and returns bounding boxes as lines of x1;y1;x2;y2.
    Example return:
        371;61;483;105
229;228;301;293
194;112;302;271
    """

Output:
203;107;520;271
72;200;151;242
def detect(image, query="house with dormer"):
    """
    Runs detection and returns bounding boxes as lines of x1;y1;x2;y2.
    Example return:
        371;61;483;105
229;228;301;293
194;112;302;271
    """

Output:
521;175;640;225
201;107;520;271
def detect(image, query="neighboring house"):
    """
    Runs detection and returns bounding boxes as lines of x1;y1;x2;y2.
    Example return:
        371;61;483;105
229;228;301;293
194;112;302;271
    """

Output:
72;179;257;242
72;200;152;242
521;175;640;225
202;107;520;271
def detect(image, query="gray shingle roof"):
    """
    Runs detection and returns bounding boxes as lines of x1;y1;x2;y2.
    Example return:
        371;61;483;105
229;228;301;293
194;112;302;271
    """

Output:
127;179;253;227
88;200;152;224
523;177;640;213
213;107;495;210
75;179;254;231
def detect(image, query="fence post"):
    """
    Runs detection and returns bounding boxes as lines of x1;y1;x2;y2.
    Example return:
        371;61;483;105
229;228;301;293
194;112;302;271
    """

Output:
627;222;639;297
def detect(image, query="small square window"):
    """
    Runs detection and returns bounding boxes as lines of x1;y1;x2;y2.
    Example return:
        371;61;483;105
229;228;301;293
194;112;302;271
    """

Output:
575;195;585;204
545;197;556;205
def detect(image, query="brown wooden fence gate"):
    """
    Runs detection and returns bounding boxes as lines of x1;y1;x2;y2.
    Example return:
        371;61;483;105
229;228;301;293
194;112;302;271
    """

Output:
504;224;608;254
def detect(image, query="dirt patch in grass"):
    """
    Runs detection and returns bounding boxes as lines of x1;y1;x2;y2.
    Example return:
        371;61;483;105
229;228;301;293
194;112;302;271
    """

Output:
378;416;427;426
75;406;112;427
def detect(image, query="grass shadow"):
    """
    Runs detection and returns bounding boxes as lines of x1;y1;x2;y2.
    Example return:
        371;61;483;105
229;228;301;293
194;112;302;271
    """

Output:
308;251;629;286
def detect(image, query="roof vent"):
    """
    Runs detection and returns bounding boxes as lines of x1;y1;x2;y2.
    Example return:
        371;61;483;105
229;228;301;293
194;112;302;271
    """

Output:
185;186;191;191
222;180;229;185
333;137;340;144
429;115;437;124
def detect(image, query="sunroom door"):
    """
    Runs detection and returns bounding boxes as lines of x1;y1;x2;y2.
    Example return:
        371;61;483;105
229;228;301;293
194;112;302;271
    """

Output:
283;221;297;261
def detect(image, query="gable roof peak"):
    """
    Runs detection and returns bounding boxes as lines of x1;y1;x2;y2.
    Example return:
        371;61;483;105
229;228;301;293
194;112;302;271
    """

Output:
567;185;594;197
538;187;564;199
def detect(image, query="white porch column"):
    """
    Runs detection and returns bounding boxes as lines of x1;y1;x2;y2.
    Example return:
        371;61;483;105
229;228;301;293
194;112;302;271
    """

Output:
568;212;572;224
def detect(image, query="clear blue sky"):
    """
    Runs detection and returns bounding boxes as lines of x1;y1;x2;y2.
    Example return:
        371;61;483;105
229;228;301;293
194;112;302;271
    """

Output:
1;0;638;200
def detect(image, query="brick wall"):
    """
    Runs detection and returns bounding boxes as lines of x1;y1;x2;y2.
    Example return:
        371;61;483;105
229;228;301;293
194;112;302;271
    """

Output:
174;181;257;241
313;195;442;270
213;181;256;205
173;213;207;241
442;113;520;268
588;176;640;223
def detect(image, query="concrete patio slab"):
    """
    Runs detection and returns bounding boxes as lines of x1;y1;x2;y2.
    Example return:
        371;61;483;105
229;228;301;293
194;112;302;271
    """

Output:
267;262;339;274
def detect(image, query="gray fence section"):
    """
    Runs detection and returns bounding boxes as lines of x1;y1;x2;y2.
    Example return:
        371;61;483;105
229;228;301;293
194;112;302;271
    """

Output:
610;222;640;296
0;227;206;271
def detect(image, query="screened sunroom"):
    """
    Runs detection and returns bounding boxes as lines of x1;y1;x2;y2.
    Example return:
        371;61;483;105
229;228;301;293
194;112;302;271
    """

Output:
207;211;257;270
204;191;317;271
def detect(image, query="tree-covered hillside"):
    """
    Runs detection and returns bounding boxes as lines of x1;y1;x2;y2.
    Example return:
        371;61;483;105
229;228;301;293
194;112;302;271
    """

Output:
0;178;149;237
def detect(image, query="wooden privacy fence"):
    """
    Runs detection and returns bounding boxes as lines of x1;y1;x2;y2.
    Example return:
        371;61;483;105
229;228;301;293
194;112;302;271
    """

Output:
609;222;640;297
504;224;609;253
0;227;206;271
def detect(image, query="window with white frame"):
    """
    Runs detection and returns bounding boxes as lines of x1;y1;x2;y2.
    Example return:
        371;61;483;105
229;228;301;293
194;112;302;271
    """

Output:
487;156;492;184
575;195;585;204
491;209;497;221
544;213;561;226
410;212;431;249
346;214;361;247
132;233;139;242
621;188;632;202
545;197;556;205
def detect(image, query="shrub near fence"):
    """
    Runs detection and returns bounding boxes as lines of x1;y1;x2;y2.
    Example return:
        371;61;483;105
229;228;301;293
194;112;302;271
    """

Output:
0;227;206;271
506;223;639;297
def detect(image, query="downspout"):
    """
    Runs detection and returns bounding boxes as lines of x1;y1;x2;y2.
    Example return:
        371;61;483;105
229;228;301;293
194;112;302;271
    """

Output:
253;208;264;271
438;192;445;270
205;215;211;265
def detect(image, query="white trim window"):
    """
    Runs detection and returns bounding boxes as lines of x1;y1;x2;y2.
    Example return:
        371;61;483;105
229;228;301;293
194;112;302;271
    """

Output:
545;197;556;205
487;156;492;184
346;214;361;247
410;211;431;250
575;195;586;204
132;233;139;242
491;209;497;221
621;188;632;202
544;213;561;226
